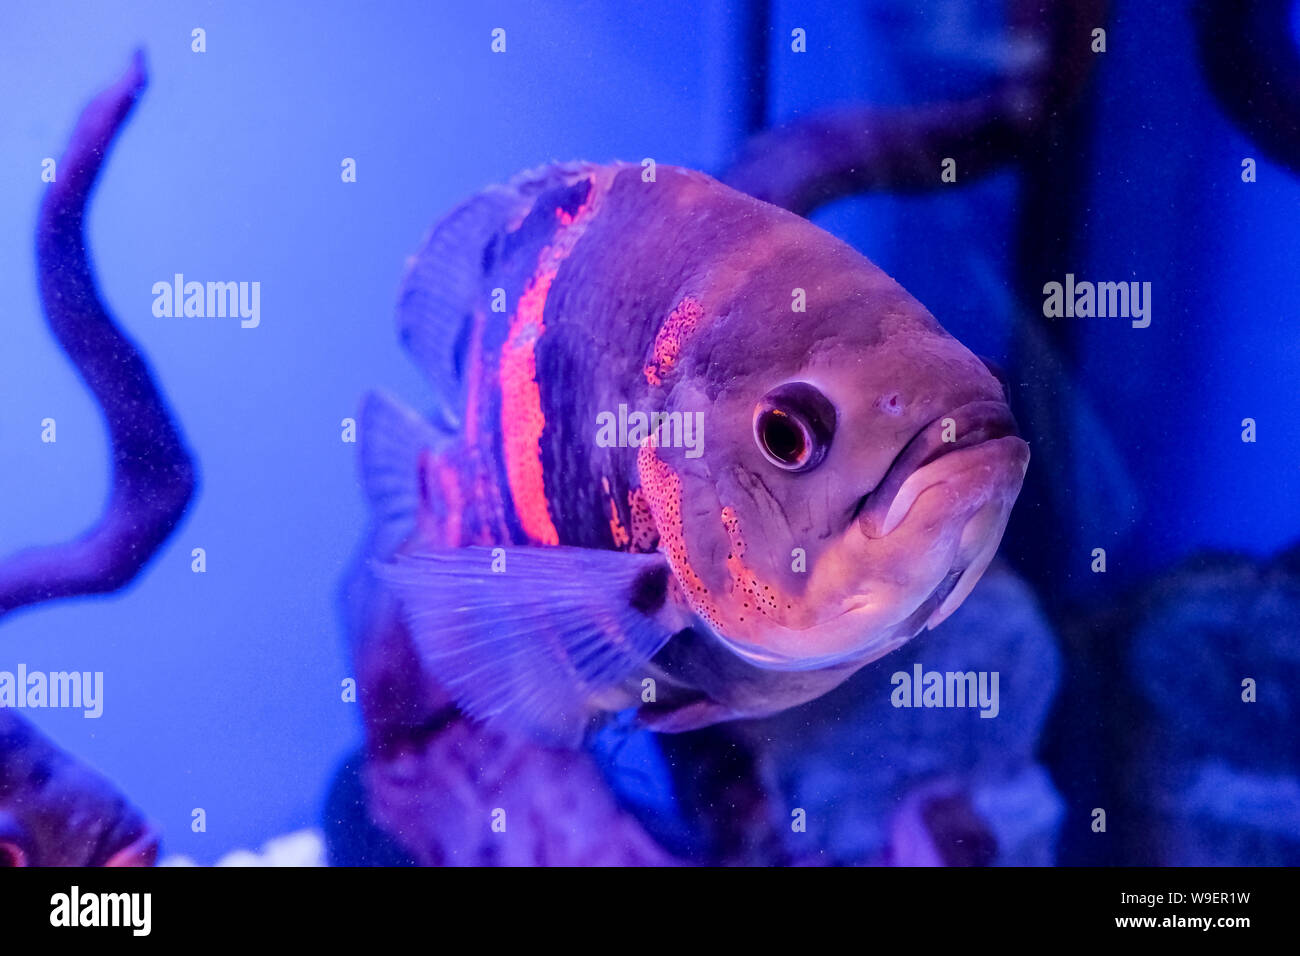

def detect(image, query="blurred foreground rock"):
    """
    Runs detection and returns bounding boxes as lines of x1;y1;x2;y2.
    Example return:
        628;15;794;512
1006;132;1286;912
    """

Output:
1122;547;1300;865
744;562;1064;865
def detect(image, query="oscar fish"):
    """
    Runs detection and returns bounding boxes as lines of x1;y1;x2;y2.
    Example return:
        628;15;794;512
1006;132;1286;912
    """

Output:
361;161;1029;745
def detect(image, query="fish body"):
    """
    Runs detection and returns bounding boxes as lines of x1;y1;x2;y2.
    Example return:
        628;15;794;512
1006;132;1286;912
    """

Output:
364;162;1029;744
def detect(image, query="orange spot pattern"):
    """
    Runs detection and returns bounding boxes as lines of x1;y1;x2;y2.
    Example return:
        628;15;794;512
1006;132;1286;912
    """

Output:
644;296;704;387
637;442;721;631
720;506;780;624
627;487;660;553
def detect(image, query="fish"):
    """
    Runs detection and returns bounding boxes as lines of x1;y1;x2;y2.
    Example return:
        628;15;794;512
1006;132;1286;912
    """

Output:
363;161;1029;745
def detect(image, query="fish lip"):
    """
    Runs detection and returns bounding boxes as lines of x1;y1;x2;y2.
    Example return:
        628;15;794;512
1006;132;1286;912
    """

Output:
856;400;1021;538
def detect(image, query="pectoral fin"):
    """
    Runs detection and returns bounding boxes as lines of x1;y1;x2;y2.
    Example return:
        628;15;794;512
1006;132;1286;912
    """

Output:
379;546;683;745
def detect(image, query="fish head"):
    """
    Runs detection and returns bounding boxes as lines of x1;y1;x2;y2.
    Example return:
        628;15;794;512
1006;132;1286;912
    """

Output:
637;241;1029;671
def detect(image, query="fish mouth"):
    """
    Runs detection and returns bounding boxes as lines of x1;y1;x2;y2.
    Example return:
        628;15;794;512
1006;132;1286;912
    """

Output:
853;399;1029;631
855;400;1023;539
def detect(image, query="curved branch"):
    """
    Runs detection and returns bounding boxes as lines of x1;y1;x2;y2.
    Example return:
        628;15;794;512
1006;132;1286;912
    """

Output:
0;50;197;617
723;0;1107;215
1195;0;1300;177
723;91;1034;216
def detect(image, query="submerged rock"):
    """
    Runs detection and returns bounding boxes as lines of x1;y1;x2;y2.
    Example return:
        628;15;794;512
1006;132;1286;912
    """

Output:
1122;546;1300;865
743;563;1064;865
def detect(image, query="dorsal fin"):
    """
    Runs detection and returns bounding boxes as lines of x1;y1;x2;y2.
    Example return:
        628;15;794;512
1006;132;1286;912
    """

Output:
395;162;601;432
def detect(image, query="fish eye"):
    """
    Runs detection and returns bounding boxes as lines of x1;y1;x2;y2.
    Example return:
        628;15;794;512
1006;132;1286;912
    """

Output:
753;382;836;472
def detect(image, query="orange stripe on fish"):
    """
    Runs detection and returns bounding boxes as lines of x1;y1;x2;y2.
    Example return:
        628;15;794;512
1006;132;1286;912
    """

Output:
499;175;607;545
644;295;704;386
501;268;560;544
603;476;631;549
